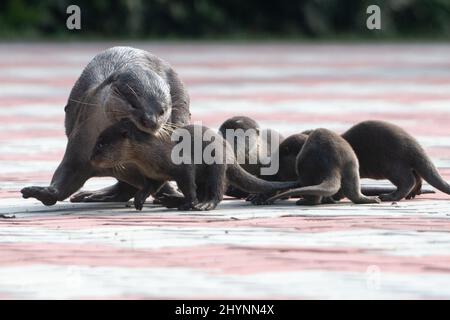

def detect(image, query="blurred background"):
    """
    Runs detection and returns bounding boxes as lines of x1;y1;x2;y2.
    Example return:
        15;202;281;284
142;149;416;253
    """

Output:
0;0;450;40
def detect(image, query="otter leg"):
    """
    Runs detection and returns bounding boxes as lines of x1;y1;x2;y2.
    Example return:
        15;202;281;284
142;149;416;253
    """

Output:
226;186;250;199
321;190;345;204
72;180;180;204
70;181;137;203
174;167;198;211
21;154;93;206
379;168;416;202
134;180;164;211
296;195;322;205
153;182;182;204
249;192;276;205
405;170;422;200
343;169;381;204
193;165;225;211
322;196;339;204
72;164;155;203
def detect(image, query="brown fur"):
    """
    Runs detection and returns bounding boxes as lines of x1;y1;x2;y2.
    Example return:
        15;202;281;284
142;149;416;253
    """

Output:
266;129;381;205
341;120;448;201
218;116;284;199
91;120;299;211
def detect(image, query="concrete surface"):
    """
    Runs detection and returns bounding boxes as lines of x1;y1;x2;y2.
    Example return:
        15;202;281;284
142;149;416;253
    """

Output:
1;43;450;299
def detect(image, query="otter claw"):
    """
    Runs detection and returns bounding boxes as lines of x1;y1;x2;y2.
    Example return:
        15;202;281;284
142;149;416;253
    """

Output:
192;201;219;211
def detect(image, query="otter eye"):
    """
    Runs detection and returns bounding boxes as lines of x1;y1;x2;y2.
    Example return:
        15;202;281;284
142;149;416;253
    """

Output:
98;143;104;149
158;109;164;116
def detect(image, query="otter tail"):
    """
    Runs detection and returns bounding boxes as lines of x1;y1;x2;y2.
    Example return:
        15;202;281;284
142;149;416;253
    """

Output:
360;185;435;196
412;148;450;194
266;176;341;203
227;163;299;194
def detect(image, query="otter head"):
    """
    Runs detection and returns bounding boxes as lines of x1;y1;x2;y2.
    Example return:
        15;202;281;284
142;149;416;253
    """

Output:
90;119;145;169
102;66;172;135
218;116;260;137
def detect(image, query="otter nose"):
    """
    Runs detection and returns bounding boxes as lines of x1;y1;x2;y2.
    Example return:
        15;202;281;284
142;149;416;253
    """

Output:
141;114;157;129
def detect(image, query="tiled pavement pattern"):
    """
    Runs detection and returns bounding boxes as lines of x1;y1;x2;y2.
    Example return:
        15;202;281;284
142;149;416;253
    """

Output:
1;43;450;299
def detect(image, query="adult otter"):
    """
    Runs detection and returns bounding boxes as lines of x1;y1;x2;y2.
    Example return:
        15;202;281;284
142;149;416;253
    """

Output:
91;119;299;211
21;46;190;205
218;116;284;199
266;129;381;205
340;120;449;201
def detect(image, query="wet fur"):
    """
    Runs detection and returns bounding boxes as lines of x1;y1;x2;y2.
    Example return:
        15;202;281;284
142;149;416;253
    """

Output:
21;46;190;206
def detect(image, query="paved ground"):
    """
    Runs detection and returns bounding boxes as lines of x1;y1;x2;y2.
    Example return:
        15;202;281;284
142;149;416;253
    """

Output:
1;43;450;299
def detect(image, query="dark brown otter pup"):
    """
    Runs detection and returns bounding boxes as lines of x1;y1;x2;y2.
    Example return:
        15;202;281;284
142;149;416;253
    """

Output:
91;119;299;211
219;116;411;204
266;129;381;205
249;131;429;205
339;120;448;201
218;116;284;199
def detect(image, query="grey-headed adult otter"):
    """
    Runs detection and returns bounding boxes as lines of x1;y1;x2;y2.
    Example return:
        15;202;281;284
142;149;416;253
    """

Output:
218;116;284;199
91;119;299;211
21;46;190;205
266;129;381;205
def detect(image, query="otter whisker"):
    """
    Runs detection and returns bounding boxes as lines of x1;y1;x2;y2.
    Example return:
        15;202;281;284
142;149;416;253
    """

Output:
125;84;139;99
113;163;126;176
69;98;99;107
112;166;121;177
111;88;126;101
159;127;172;141
106;110;128;117
165;122;181;129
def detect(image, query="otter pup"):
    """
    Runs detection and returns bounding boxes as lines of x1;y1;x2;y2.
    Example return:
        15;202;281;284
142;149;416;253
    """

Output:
247;133;308;204
218;116;284;199
339;120;449;201
219;116;409;203
91;119;299;211
265;128;381;205
21;47;190;206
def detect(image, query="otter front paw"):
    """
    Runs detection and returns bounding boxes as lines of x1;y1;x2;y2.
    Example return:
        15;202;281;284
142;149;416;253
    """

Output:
21;186;58;206
133;193;146;211
192;200;219;211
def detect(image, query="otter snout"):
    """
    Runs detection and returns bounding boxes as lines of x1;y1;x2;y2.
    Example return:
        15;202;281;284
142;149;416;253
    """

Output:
140;113;158;130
